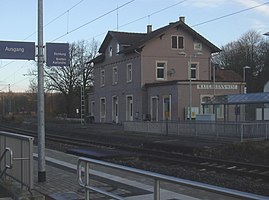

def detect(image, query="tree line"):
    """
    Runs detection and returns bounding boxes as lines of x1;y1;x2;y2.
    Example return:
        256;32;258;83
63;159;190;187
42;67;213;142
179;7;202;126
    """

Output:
215;30;269;93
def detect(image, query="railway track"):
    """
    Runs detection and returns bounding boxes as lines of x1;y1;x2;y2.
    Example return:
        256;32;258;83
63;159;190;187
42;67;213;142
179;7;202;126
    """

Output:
1;123;269;182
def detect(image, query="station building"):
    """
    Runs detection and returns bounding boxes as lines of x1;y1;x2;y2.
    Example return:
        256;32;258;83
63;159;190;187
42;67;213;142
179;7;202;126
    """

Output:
88;17;244;124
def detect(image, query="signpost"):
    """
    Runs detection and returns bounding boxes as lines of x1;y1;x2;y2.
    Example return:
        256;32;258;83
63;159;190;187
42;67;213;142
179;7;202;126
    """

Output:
0;0;70;183
0;41;35;60
46;42;69;66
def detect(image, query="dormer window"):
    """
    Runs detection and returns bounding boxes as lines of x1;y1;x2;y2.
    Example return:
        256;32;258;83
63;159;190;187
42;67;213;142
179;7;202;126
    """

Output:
109;46;113;57
171;35;184;49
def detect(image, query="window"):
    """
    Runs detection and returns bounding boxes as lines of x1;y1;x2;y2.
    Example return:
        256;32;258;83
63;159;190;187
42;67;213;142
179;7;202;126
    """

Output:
194;42;202;51
116;44;120;54
100;98;106;118
109;46;112;57
156;61;167;80
127;63;132;82
171;35;184;49
201;95;213;114
112;67;118;85
100;70;105;86
126;95;133;121
189;63;198;80
163;95;171;120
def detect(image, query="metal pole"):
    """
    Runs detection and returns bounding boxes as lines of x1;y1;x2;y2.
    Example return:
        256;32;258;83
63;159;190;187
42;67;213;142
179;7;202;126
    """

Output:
37;0;46;182
189;56;192;120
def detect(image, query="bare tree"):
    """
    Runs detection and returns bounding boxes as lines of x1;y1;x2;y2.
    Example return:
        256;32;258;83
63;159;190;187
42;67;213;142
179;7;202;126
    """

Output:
217;30;269;92
45;39;99;116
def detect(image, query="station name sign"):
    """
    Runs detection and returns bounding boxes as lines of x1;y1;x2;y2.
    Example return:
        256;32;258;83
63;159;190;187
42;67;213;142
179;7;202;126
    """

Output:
0;41;35;60
197;84;238;90
46;43;69;66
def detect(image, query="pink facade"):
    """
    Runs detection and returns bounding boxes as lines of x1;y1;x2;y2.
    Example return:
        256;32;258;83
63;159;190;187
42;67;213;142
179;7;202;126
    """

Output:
90;17;244;123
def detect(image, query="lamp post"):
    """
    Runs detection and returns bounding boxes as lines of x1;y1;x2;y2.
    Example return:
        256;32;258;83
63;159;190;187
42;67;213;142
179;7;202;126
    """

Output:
243;66;250;82
243;65;250;93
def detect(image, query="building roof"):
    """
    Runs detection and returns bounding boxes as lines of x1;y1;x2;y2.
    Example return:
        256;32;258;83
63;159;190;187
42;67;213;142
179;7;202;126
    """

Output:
215;69;242;82
203;92;269;105
98;19;221;56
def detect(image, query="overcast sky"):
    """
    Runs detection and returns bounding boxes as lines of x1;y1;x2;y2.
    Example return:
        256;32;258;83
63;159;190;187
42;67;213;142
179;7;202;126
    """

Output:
0;0;269;92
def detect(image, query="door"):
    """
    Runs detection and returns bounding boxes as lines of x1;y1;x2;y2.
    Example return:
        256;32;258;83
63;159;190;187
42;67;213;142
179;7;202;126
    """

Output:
151;96;158;121
126;95;133;121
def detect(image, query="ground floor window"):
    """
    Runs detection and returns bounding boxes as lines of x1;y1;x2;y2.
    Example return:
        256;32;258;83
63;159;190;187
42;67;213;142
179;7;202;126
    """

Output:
90;101;95;116
126;95;133;121
150;96;159;121
100;97;106;122
163;95;171;120
200;95;213;114
112;96;119;123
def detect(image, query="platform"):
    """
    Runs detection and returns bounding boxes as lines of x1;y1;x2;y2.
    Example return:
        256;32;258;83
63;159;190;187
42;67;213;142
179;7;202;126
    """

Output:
29;147;269;200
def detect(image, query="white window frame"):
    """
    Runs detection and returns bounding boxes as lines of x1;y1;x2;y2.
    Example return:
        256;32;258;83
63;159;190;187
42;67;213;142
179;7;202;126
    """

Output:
171;35;184;49
150;96;159;122
90;101;95;116
188;62;199;80
109;46;113;57
116;43;120;54
163;95;171;120
156;61;167;80
126;95;133;121
100;69;105;87
100;97;106;120
112;66;118;85
127;63;132;83
194;42;202;51
200;95;213;114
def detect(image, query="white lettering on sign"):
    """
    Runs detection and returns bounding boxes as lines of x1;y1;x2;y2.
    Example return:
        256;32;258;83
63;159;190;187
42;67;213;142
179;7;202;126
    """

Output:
5;46;24;53
54;52;66;56
197;84;238;90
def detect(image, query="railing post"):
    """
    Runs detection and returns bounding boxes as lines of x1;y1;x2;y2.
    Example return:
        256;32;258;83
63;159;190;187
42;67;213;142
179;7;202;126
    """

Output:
86;162;90;200
154;179;160;200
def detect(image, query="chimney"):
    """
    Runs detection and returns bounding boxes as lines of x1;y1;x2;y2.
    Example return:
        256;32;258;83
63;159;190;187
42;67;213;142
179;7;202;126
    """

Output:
179;16;185;23
147;25;152;34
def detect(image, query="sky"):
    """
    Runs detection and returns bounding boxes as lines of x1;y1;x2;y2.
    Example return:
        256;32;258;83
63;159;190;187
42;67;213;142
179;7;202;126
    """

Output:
0;0;269;92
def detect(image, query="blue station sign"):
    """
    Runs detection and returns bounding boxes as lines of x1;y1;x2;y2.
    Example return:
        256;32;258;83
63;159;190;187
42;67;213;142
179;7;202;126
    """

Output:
46;43;69;66
0;41;35;60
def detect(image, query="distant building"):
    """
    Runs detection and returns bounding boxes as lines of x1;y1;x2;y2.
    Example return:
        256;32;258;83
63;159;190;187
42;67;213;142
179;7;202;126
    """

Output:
89;17;244;123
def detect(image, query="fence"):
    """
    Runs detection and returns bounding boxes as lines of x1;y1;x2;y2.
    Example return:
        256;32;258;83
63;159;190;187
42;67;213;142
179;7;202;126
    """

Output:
0;131;34;191
123;121;269;141
77;157;267;200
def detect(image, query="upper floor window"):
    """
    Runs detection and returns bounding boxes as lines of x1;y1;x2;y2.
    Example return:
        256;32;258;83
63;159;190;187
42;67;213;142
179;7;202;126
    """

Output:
127;63;132;83
189;63;198;80
100;70;105;86
112;66;118;85
156;61;167;80
194;42;202;51
109;46;113;57
116;43;120;54
171;35;184;49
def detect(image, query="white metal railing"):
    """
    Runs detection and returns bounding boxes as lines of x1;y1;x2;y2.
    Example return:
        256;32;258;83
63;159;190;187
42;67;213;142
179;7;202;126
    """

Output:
124;121;269;141
0;147;13;178
0;131;34;191
77;157;268;200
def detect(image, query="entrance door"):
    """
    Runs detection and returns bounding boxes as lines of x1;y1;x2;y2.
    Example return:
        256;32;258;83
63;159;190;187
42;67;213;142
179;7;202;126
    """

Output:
151;96;158;121
112;96;119;123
